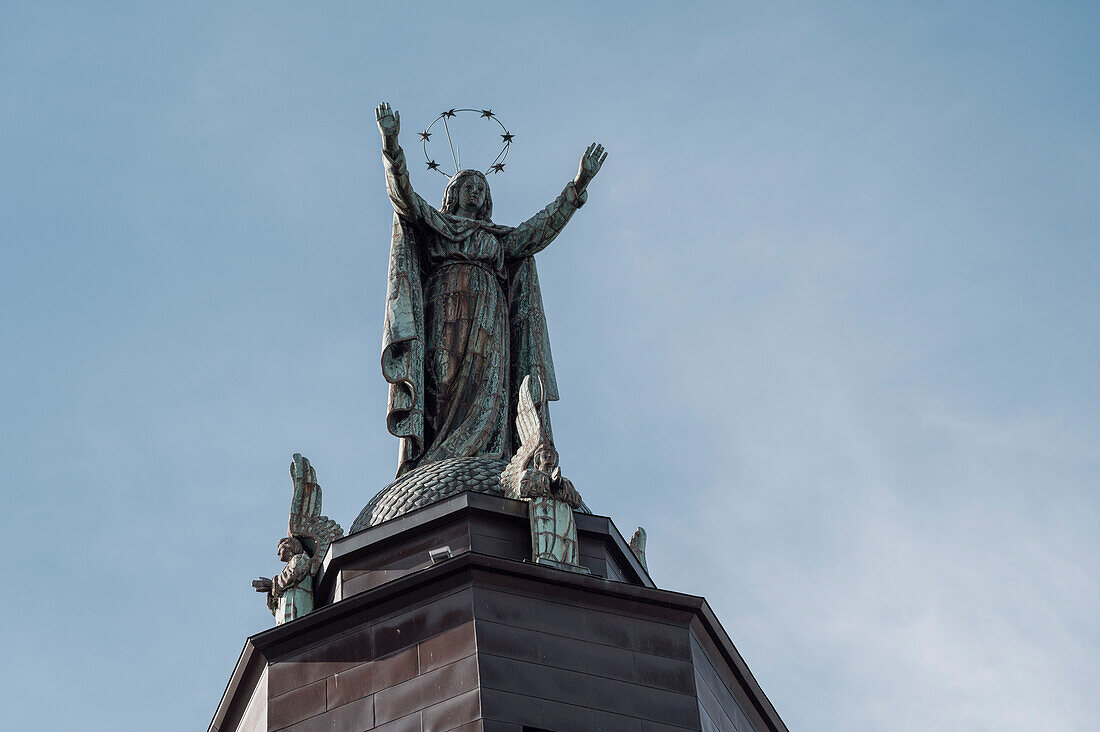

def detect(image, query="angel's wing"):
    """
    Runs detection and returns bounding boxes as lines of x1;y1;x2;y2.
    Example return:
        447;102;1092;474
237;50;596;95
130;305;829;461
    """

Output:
629;527;648;573
289;453;321;522
296;514;344;576
501;375;552;495
515;374;548;451
287;453;343;573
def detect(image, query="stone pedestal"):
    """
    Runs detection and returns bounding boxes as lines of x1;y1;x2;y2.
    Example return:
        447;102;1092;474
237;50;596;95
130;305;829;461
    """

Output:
210;493;786;732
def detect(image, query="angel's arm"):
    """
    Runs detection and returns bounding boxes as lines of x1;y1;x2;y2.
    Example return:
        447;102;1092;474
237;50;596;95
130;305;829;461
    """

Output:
555;475;584;509
516;469;552;499
272;553;311;596
503;144;606;259
377;102;440;225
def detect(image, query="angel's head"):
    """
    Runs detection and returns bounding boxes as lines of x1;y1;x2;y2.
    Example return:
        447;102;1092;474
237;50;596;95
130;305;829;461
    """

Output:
277;536;304;562
442;170;492;220
533;444;559;473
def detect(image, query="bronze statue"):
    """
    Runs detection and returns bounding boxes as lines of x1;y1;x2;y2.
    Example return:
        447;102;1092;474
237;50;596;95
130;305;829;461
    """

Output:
501;375;587;572
375;102;606;477
253;454;343;624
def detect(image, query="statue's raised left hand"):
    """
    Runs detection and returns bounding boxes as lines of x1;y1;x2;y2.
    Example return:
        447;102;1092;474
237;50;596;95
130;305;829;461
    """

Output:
574;143;607;193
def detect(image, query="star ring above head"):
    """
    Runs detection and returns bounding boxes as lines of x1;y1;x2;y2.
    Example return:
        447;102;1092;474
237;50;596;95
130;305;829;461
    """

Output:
418;107;515;178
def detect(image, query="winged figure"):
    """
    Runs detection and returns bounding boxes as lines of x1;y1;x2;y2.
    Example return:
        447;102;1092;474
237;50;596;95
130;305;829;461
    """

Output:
501;375;586;572
252;454;344;625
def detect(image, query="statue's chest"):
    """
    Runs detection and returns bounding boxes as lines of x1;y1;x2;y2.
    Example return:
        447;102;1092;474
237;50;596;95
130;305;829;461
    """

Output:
460;229;502;262
434;228;501;264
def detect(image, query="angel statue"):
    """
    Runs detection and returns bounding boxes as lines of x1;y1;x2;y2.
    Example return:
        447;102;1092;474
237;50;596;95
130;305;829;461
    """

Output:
500;374;587;573
252;454;344;625
375;102;606;478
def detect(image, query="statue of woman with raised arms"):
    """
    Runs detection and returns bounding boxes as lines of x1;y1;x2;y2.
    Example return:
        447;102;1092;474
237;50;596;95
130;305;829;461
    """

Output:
374;102;606;480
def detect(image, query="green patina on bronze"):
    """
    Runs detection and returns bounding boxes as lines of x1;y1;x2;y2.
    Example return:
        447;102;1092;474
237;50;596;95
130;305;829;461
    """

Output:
249;106;653;628
501;375;589;573
375;102;606;480
253;454;343;625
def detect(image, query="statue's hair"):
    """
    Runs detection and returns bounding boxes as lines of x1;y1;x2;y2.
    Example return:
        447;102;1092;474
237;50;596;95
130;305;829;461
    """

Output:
533;444;559;470
441;170;493;220
278;536;305;555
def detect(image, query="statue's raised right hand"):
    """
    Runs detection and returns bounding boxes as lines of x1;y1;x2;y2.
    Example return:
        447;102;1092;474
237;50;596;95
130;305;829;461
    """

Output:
376;102;400;141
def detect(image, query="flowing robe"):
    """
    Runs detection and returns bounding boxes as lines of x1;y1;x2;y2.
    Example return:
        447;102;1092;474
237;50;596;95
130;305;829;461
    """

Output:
269;553;312;625
381;147;586;477
511;468;583;569
380;147;589;477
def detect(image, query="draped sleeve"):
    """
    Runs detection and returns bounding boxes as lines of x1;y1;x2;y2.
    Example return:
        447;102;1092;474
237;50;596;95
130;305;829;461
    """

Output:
272;554;311;597
509;257;558;405
383;145;467;239
502;182;587;259
382;212;425;476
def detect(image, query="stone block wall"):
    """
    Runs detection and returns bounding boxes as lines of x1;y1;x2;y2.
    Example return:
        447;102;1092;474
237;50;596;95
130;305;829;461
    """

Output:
266;588;480;732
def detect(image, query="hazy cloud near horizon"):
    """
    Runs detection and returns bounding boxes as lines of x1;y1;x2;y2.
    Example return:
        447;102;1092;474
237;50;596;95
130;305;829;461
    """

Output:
2;3;1097;730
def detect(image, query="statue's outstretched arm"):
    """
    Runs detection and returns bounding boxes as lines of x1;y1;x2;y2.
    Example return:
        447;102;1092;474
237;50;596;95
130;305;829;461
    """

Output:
376;102;438;223
504;143;606;259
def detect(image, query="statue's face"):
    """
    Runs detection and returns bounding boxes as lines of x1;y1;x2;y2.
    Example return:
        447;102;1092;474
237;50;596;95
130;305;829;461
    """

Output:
458;176;487;212
277;540;294;561
534;446;557;472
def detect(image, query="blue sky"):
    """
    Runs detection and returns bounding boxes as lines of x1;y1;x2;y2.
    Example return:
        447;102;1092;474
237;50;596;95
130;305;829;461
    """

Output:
2;2;1098;730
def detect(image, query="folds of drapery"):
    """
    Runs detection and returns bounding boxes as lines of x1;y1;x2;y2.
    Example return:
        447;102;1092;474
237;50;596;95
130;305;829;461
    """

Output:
382;213;559;478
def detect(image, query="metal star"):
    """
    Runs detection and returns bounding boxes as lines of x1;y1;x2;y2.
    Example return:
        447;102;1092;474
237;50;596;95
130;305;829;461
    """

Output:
500;131;514;143
418;131;431;141
442;109;457;118
480;109;494;119
426;159;440;171
490;163;505;173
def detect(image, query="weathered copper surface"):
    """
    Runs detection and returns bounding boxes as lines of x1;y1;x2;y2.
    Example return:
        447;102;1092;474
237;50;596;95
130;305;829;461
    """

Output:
630;526;649;573
253;454;343;625
350;455;509;532
375;102;605;479
348;103;608;537
351;454;595;533
501;375;586;571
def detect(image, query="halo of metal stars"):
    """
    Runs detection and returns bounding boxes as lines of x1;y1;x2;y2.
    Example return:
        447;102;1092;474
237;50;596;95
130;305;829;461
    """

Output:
419;108;513;178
